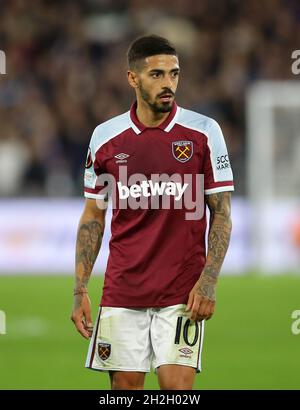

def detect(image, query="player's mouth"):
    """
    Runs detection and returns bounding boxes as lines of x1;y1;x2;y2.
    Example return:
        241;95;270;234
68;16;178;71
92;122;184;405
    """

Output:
159;94;173;103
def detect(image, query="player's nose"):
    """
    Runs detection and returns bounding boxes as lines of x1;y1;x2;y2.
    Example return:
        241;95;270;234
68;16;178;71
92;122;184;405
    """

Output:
163;75;175;89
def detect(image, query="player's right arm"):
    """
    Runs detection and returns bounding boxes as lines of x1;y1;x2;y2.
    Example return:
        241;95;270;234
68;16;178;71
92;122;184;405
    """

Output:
71;198;106;339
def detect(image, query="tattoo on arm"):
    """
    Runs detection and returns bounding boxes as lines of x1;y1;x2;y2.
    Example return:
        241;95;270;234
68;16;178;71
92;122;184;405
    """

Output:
197;274;217;300
75;220;103;291
197;192;232;299
74;293;85;310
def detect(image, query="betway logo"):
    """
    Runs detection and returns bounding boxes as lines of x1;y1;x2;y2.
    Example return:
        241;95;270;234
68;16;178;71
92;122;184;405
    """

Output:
95;167;205;220
117;180;188;201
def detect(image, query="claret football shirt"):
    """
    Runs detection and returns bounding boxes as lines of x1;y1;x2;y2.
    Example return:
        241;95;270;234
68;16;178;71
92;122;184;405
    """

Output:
84;102;234;307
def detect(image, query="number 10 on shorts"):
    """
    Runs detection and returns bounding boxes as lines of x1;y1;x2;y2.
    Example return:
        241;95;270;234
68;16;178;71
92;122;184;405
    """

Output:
174;317;200;346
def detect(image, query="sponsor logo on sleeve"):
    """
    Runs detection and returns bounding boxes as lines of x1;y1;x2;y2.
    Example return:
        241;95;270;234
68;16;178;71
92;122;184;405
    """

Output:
216;155;231;170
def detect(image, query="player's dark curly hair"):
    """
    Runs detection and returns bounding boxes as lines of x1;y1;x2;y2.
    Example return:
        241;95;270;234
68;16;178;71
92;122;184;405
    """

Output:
127;35;177;71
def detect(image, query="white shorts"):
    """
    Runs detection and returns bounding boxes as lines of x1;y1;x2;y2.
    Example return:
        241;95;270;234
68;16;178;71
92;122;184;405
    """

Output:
85;304;205;373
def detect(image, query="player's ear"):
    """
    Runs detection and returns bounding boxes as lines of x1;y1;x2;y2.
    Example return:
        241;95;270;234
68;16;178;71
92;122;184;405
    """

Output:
127;70;139;89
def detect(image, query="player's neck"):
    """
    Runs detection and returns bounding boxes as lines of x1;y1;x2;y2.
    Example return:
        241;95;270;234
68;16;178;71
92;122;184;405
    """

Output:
135;99;171;128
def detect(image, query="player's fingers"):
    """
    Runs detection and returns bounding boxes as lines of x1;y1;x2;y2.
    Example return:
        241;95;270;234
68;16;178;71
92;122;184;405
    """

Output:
83;316;94;337
185;292;194;312
195;297;212;321
205;309;214;321
198;298;209;317
205;301;215;320
73;317;90;339
190;295;201;321
199;300;215;321
84;309;93;328
77;324;90;339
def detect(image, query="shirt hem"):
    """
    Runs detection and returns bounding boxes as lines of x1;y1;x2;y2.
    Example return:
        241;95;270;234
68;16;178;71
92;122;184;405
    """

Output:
204;185;234;194
99;300;188;308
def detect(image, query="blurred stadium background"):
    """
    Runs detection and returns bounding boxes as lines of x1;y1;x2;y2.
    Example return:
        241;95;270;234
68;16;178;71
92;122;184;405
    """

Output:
0;0;300;390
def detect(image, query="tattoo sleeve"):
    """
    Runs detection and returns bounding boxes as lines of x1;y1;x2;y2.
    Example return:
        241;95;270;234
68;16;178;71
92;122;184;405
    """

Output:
75;218;104;292
202;191;232;282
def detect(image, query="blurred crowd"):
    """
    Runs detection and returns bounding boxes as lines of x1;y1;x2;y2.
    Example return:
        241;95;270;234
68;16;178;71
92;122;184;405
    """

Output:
0;0;299;196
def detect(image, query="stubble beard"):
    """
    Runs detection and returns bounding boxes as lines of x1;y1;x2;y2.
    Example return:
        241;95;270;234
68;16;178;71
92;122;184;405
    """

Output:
139;85;173;114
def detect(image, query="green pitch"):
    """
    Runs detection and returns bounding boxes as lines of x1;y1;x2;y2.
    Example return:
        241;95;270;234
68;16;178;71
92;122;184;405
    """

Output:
0;274;299;390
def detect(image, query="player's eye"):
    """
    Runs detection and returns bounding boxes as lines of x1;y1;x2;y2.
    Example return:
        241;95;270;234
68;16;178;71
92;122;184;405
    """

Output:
150;72;162;78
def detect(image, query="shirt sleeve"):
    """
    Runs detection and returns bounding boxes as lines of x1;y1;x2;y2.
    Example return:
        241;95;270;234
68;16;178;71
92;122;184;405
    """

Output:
203;119;234;195
83;128;107;200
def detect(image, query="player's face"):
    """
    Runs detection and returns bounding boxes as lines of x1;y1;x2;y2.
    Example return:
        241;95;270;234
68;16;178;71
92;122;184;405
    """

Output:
131;54;180;113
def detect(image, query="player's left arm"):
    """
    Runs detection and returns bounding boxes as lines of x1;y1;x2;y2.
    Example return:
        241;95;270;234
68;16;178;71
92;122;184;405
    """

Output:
186;191;232;321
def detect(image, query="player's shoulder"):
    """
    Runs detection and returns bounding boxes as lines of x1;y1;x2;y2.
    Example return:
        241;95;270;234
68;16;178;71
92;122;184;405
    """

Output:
177;106;222;136
90;110;131;151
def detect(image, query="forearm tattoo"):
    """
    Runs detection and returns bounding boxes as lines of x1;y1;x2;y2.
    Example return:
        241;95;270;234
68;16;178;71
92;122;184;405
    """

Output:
75;220;103;290
199;192;232;296
74;293;85;310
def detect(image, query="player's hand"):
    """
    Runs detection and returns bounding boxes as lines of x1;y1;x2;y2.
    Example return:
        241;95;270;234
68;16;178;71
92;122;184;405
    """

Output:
71;293;94;339
185;274;216;321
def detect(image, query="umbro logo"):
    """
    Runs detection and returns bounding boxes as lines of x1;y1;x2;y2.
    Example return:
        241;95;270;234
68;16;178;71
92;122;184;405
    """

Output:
179;347;193;358
115;153;129;160
179;348;193;355
115;153;130;164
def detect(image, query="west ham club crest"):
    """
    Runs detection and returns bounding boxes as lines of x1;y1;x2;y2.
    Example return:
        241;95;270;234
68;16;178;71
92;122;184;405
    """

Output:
98;343;111;361
172;141;193;163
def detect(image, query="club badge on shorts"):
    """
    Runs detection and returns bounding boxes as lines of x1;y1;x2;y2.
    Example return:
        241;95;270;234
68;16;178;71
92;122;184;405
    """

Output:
172;141;193;163
98;343;111;361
